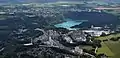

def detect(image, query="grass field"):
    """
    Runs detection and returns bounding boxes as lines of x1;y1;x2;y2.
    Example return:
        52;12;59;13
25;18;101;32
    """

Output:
105;41;120;58
96;33;120;58
97;42;114;56
81;46;93;50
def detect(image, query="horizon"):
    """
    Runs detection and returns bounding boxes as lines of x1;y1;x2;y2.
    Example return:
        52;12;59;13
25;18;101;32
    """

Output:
0;0;120;3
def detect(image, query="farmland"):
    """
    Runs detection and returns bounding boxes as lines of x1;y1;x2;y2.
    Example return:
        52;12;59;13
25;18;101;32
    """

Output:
96;33;120;58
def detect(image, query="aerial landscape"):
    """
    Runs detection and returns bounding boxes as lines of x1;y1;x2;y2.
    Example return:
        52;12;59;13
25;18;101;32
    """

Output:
0;0;120;58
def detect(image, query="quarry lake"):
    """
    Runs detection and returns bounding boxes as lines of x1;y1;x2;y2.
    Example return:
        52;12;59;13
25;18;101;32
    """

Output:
54;18;87;30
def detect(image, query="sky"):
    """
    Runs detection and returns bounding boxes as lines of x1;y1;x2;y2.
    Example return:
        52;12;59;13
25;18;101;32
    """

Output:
0;0;120;3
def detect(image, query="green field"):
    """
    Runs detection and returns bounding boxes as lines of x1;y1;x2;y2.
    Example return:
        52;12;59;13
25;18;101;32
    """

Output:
81;46;93;50
96;33;120;58
97;42;114;57
105;41;120;58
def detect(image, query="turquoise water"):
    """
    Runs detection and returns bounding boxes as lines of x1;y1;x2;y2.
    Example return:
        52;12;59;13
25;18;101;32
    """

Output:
55;19;83;30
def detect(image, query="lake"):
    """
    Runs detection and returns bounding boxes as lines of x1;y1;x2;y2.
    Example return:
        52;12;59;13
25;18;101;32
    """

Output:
54;18;86;30
55;12;120;30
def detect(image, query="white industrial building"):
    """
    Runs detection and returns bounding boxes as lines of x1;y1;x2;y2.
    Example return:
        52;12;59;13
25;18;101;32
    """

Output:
83;30;110;36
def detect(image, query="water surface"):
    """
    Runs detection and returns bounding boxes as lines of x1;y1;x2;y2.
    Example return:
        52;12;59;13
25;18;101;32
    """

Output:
55;19;84;30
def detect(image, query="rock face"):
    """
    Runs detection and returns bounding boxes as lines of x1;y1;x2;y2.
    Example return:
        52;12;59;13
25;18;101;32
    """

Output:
2;28;92;58
69;30;87;42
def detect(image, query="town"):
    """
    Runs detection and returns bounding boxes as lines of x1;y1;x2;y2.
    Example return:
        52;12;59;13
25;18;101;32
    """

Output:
0;1;120;58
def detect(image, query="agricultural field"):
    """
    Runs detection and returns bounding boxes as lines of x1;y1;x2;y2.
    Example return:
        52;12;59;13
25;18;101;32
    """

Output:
105;41;120;58
96;33;120;58
97;42;114;57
